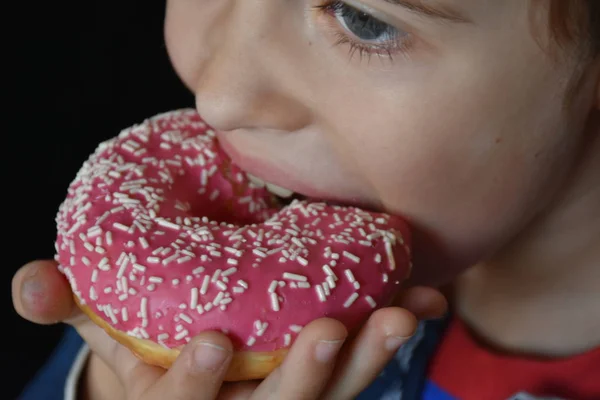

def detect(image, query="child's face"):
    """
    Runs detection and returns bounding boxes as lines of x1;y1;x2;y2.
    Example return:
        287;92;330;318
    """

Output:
164;0;596;286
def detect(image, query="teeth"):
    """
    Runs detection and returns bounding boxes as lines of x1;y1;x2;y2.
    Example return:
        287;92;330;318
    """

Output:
246;173;266;188
247;173;294;198
265;183;294;198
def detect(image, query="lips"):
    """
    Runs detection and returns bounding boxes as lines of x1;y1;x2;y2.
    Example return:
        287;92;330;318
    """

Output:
216;131;378;212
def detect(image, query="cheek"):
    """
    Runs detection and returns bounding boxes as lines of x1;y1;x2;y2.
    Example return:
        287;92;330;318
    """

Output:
164;1;214;92
333;81;571;285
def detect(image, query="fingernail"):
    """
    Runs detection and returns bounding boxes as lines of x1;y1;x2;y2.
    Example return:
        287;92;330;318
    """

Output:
193;342;230;372
22;271;45;312
315;339;344;363
385;336;409;351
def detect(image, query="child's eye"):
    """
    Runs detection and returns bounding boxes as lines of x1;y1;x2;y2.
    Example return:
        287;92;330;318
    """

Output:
316;1;412;62
333;2;397;42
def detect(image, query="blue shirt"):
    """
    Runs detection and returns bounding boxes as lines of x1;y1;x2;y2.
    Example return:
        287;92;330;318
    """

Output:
18;318;451;400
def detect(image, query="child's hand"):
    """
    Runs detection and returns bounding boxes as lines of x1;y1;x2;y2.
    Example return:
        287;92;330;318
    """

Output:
13;260;447;399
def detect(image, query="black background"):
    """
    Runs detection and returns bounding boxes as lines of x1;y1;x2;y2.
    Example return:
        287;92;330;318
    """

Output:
5;2;193;397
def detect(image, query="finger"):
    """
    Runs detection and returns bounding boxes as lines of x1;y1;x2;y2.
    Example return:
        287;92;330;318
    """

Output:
251;318;347;400
12;260;78;324
393;286;448;320
138;331;233;400
12;259;152;382
321;307;417;399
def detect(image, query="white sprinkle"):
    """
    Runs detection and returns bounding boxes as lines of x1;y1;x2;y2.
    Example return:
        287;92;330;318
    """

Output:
148;276;163;283
353;281;361;290
216;281;228;291
220;298;232;305
233;287;244;293
133;263;147;272
247;336;256;346
385;239;395;270
297;281;311;289
177;255;192;264
291;237;304;248
105;231;113;246
289;325;303;333
343;292;359;308
222;267;238;277
158;333;169;341
253;249;267;258
284;333;292;346
192;266;205;275
174;330;188;341
344;269;356;283
270;292;280;311
140;297;148;319
382;273;389;283
225;247;243;257
156;218;180;231
91;270;99;283
296;256;308;266
82;257;91;267
365;295;377;308
121;308;128;321
190;287;199;309
343;251;360;263
316;285;326;302
257;322;269;336
139;237;149;249
147;256;160;264
374;254;382;264
322;265;335;277
200;276;210;295
237;279;248;289
282;272;308;282
162;253;178;265
113;222;129;232
211;269;222;282
268;281;278;293
179;313;193;324
227;258;238;266
213;291;225;305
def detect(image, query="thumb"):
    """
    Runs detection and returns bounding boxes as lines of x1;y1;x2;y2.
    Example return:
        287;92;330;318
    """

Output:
12;260;77;324
130;331;233;400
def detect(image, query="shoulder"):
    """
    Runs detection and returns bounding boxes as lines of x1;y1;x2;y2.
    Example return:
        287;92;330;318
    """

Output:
357;317;450;400
18;327;89;400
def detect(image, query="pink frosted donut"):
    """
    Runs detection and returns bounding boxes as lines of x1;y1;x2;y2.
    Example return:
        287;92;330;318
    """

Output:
54;109;412;380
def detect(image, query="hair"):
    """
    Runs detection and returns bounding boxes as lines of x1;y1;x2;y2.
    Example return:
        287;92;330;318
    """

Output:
548;0;600;58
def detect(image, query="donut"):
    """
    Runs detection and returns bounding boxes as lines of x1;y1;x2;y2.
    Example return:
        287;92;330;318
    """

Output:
54;109;412;381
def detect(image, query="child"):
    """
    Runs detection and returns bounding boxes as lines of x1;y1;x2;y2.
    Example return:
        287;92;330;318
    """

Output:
12;0;600;399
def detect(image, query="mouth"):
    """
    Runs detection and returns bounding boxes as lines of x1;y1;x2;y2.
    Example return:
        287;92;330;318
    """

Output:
217;133;378;213
246;173;307;207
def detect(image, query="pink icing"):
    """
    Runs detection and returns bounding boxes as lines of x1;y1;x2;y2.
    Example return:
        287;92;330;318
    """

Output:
55;109;412;351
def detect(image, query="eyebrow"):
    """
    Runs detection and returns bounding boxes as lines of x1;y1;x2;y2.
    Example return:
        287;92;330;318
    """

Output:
381;0;472;23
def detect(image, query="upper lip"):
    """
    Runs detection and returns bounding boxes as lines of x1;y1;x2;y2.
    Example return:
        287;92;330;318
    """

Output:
217;132;329;199
216;131;380;211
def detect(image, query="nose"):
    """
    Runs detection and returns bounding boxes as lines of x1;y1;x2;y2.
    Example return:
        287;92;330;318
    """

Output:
194;3;311;133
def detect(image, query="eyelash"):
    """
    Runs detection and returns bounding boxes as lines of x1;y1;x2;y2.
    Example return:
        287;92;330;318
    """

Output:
314;1;413;63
